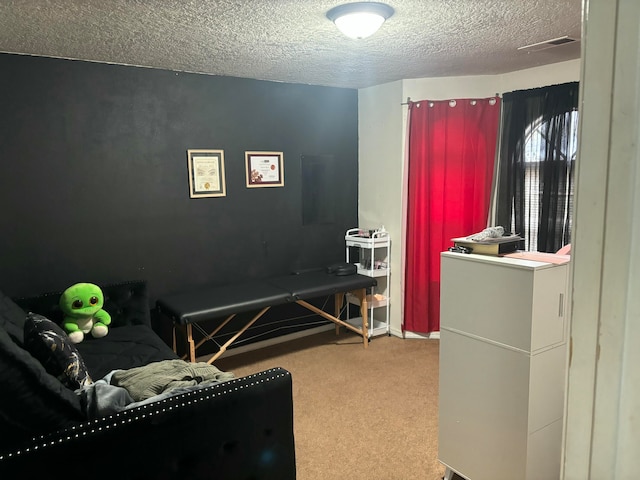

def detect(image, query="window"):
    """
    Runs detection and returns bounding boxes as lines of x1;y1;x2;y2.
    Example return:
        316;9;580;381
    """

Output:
514;110;579;251
495;82;579;253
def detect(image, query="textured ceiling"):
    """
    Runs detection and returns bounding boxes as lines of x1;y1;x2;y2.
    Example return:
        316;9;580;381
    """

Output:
0;0;582;89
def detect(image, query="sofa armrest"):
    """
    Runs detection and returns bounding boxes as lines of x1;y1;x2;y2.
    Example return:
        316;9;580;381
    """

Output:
0;367;296;480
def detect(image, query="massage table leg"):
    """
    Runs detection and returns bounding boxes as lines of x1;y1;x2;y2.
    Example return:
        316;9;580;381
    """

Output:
173;314;237;363
206;307;271;364
296;289;369;348
186;324;196;363
172;325;177;353
353;289;369;345
191;314;236;359
334;292;343;336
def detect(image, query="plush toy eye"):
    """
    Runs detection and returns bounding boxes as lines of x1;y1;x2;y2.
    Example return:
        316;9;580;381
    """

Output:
72;300;83;309
89;296;99;306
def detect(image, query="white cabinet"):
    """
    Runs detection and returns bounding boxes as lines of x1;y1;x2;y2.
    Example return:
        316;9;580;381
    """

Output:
438;252;569;480
344;228;390;337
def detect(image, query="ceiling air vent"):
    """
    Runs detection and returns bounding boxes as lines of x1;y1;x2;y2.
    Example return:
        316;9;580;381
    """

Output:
518;36;578;52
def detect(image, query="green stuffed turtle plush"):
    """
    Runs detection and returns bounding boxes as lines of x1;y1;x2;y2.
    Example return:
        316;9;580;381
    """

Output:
59;282;112;343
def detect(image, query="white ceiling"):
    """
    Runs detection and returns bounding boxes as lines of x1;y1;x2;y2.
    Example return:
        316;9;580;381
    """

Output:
0;1;582;89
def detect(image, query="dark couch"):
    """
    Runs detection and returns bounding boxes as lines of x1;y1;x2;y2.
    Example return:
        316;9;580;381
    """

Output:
0;280;296;479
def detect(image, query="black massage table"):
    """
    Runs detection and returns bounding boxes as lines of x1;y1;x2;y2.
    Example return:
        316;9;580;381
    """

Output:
156;270;378;363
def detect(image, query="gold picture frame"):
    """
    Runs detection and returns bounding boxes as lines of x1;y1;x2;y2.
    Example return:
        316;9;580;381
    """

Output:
187;149;226;198
245;151;284;188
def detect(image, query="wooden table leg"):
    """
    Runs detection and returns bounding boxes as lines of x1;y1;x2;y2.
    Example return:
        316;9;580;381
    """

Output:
186;323;196;363
296;297;368;346
206;307;270;364
192;314;236;352
334;292;343;335
172;324;177;354
355;288;369;348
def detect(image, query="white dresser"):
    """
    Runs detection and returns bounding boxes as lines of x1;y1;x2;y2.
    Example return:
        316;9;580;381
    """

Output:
438;252;569;480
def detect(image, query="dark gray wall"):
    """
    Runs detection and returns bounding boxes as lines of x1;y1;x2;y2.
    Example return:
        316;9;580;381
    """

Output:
0;54;359;309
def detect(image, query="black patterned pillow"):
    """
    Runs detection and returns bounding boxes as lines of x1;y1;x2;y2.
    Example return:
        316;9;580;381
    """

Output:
24;313;93;389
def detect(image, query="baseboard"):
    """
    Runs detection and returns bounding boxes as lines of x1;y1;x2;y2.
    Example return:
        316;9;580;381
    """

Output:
390;326;404;338
196;323;335;361
388;327;440;339
402;330;440;340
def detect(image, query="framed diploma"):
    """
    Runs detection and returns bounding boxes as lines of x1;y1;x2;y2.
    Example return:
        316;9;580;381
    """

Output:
187;149;226;198
245;151;284;188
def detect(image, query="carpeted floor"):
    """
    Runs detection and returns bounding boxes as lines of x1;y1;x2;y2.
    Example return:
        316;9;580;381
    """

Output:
214;329;446;480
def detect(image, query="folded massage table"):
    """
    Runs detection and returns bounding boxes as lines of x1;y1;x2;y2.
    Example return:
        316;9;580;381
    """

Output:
156;270;378;363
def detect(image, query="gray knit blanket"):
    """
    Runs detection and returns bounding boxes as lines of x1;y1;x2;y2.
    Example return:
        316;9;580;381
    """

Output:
111;359;235;401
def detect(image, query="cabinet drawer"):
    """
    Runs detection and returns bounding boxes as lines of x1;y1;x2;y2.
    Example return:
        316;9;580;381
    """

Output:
439;330;530;479
440;254;567;352
441;255;534;351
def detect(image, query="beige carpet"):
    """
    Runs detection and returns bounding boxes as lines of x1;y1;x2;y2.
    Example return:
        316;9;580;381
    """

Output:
214;329;446;480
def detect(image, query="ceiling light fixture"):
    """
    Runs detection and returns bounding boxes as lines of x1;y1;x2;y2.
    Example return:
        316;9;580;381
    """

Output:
326;2;395;40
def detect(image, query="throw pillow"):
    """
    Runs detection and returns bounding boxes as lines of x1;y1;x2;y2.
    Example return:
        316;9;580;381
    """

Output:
24;313;93;389
0;327;84;452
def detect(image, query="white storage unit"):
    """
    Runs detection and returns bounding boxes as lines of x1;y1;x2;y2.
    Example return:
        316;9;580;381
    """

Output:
344;228;390;337
438;252;569;480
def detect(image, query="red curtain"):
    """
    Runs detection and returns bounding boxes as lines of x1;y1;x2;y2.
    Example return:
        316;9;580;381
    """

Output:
403;98;501;333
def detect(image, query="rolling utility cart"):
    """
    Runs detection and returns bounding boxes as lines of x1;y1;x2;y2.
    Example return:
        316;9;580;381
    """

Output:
344;227;391;337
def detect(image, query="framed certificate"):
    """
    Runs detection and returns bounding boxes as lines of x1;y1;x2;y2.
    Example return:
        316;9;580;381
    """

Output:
245;151;284;188
187;149;226;198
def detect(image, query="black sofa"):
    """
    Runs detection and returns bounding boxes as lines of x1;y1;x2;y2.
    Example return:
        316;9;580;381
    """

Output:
0;280;296;479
